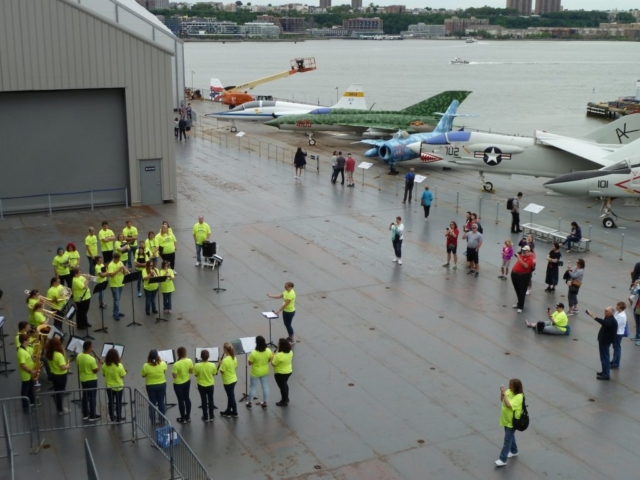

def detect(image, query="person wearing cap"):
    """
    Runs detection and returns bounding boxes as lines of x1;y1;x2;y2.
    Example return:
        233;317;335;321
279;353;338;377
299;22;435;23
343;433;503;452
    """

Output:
526;303;569;335
511;246;535;313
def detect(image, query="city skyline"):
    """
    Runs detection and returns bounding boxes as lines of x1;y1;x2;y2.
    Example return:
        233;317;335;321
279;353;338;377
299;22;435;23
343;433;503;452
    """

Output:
244;1;638;9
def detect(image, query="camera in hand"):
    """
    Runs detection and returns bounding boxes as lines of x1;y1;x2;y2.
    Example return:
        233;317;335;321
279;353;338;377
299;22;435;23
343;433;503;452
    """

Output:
557;261;564;267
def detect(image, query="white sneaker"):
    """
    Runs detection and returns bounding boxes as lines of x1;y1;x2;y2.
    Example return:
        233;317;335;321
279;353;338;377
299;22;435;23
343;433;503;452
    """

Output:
294;176;298;179
398;260;402;265
392;258;398;262
512;305;518;308
195;262;201;267
517;309;523;314
58;408;70;416
507;452;518;458
495;459;507;467
526;290;531;296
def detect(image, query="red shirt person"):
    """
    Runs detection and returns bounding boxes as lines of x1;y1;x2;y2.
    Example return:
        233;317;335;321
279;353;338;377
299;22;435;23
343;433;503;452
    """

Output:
511;246;535;313
345;154;356;187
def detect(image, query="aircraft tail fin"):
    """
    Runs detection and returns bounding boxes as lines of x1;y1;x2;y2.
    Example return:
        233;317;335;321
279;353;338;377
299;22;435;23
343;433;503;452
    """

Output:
582;115;640;145
331;84;366;109
433;100;460;134
400;91;471;116
602;137;640;164
210;78;224;101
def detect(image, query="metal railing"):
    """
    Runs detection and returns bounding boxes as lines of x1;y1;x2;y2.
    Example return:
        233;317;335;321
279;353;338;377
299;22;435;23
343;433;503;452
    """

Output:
2;406;15;480
0;188;128;219
85;439;100;480
132;389;211;480
0;396;38;454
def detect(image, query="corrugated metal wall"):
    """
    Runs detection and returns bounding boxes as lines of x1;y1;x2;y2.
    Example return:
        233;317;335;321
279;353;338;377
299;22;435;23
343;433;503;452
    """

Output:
0;0;176;205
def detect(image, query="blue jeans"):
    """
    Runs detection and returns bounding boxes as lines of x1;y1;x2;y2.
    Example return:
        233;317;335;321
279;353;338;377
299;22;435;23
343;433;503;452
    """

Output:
282;310;295;338
249;375;269;403
599;341;612;377
393;239;403;259
223;382;237;415
196;243;203;263
127;247;137;269
146;383;167;423
111;286;123;319
634;313;640;338
611;334;623;368
563;235;580;250
145;289;158;315
163;292;172;310
499;426;518;462
87;256;96;276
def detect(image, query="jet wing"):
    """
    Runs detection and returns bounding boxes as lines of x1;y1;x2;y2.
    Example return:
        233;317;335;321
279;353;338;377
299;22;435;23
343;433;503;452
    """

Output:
535;131;617;165
337;123;416;133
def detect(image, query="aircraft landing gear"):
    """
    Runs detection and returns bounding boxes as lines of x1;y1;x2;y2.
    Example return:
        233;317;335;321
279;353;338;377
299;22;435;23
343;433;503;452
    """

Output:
307;133;316;146
388;164;399;175
600;197;618;228
602;217;617;229
479;172;494;193
230;125;237;133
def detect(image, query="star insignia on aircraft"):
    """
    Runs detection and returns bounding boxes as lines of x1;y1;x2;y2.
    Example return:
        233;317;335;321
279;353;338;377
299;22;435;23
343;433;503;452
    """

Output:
474;146;511;166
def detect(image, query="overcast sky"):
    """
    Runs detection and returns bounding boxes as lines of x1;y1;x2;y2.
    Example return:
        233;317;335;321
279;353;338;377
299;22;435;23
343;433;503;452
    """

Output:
260;1;636;9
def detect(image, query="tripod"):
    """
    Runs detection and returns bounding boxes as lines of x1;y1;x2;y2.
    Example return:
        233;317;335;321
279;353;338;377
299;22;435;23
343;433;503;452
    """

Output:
213;261;226;293
148;276;168;323
93;282;109;333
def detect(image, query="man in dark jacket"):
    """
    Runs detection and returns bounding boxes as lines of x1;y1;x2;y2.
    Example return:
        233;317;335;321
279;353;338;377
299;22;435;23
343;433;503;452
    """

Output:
331;151;345;185
587;307;618;380
402;168;416;204
178;117;188;141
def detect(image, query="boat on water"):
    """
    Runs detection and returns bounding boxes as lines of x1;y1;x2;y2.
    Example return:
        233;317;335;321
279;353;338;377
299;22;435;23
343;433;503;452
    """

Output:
466;37;477;43
450;57;470;65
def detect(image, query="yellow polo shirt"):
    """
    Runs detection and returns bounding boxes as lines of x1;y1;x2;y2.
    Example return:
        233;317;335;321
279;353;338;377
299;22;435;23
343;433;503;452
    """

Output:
194;361;216;387
52;253;70;276
172;358;193;385
17;347;35;382
272;351;293;374
99;228;115;252
72;276;91;302
219;356;238;385
103;362;127;390
123;226;139;247
85;235;98;257
192;222;211;245
141;362;167;385
76;353;98;382
49;351;67;376
107;261;125;288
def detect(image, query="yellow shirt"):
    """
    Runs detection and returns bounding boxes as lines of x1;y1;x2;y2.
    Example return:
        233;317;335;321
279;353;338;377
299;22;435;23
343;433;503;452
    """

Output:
85;234;98;257
135;252;149;272
172;358;193;385
219;356;238;385
67;250;80;267
72;276;91;302
283;289;296;313
272;351;293;374
160;269;175;293
141;361;167;385
76;352;98;382
192;222;211;245
17;347;35;382
143;268;160;291
145;238;159;259
52;253;70;276
99;228;115;252
95;263;108;284
123;226;139;247
47;285;67;311
107;261;125;288
158;233;177;255
28;297;38;323
49;351;67;376
102;362;127;390
194;361;216;387
499;389;524;428
552;311;569;332
31;311;46;327
117;242;130;263
249;349;273;378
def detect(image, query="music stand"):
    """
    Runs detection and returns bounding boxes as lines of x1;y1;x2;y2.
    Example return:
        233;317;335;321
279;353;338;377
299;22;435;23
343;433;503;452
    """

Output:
66;335;85;404
124;271;142;327
261;311;278;350
195;347;219;411
70;304;92;340
92;282;109;333
231;337;256;402
0;317;15;376
158;349;176;409
149;277;168;323
212;257;226;293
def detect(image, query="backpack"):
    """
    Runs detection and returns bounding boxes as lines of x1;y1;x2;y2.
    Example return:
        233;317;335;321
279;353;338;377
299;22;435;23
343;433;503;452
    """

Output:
506;197;515;211
512;395;529;432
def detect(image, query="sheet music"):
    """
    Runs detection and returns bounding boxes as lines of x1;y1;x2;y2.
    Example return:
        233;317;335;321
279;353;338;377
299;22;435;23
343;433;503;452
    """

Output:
262;311;278;319
0;316;5;328
66;336;85;354
158;349;176;364
101;343;125;358
65;305;76;320
230;339;243;355
240;337;256;354
195;347;219;363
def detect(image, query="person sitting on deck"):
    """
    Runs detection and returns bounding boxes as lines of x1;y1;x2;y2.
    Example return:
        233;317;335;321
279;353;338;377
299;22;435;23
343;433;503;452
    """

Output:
525;303;569;335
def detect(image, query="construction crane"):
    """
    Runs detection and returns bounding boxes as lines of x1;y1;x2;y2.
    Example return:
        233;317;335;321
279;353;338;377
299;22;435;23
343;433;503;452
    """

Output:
210;58;317;108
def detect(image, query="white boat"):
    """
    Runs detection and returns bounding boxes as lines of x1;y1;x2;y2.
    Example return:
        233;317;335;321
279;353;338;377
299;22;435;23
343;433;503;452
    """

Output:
450;57;469;65
466;37;477;43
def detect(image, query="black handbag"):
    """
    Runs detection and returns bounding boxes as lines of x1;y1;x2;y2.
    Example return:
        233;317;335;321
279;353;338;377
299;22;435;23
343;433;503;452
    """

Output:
512;395;529;432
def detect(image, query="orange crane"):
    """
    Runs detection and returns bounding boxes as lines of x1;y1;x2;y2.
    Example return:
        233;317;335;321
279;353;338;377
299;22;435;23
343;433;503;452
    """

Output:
210;58;317;108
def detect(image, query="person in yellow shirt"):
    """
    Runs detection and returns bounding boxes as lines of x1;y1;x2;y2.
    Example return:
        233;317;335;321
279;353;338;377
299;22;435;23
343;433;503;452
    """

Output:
134;248;149;298
71;268;92;330
495;378;525;467
122;220;139;269
145;232;160;264
219;342;238;418
272;338;293;407
66;242;80;270
52;247;72;288
158;225;177;271
159;221;174;236
143;261;160;316
17;333;37;411
46;337;71;415
107;253;128;321
159;261;175;313
192;216;211;267
99;221;116;263
194;349;217;422
267;281;297;344
103;348;127;422
116;234;131;267
141;349;167;421
95;256;109;309
85;227;99;276
47;277;67;330
76;340;103;421
247;336;273;409
30;302;47;327
26;290;40;325
172;347;194;423
15;321;32;352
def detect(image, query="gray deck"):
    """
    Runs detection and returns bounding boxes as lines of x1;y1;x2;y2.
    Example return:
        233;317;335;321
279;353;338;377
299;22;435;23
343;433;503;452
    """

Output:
1;103;639;479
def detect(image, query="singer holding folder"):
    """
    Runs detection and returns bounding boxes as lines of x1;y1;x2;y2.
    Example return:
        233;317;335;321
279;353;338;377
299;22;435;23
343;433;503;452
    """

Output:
194;350;216;423
267;282;297;344
141;349;167;422
103;348;127;423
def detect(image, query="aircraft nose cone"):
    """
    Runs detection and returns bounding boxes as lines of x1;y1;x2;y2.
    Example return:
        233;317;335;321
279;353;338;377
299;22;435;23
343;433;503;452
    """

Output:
264;119;278;127
406;142;422;155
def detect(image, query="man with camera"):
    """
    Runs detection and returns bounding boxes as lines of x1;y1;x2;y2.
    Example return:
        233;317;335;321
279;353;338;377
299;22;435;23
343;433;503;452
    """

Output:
525;303;568;335
586;307;618;380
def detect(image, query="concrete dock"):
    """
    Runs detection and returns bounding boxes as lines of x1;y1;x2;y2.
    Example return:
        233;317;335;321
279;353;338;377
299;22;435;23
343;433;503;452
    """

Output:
1;101;640;479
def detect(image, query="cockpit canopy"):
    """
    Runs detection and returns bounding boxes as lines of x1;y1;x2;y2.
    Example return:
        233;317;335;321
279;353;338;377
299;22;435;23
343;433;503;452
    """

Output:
602;158;640;171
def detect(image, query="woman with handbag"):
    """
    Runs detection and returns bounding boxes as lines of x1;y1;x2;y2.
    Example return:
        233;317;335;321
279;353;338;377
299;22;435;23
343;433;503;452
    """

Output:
544;243;562;293
565;259;585;316
495;378;524;467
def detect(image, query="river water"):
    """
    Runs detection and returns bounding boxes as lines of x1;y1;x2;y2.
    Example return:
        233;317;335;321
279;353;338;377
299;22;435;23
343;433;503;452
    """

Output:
185;39;637;136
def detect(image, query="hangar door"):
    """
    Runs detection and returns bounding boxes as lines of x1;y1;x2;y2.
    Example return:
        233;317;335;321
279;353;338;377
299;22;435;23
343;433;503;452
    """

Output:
0;89;128;215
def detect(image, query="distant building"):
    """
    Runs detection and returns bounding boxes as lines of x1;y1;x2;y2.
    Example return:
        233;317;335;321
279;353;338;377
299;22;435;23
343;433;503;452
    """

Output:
386;5;406;13
506;0;532;15
444;16;489;35
319;0;331;8
136;0;169;9
405;23;445;37
257;14;281;24
244;22;281;38
279;17;305;33
307;26;349;37
351;0;362;10
534;0;562;15
343;17;383;31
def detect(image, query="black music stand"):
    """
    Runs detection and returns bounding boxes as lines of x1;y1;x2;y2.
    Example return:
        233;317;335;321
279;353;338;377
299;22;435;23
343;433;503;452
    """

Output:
212;258;226;293
92;282;109;333
124;271;142;327
231;337;256;402
66;335;85;405
149;276;167;323
0;317;15;377
158;349;177;410
262;311;278;350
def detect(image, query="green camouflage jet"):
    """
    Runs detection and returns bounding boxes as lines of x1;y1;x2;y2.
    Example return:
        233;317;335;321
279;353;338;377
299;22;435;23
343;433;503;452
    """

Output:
264;91;472;144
